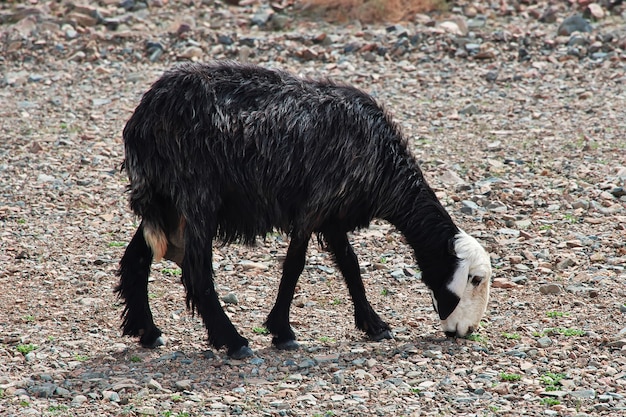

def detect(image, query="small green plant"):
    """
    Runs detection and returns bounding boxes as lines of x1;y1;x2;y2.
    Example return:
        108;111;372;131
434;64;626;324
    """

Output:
162;268;182;276
48;405;69;413
534;327;585;337
23;314;35;322
164;412;190;417
546;311;569;318
410;387;420;393
108;241;126;248
540;372;566;391
499;372;521;382
540;397;560;406
318;336;336;343
539;224;552;230
563;213;579;224
466;334;486;343
379;256;388;264
74;354;89;362
20;400;30;407
148;292;157;299
381;288;389;296
17;218;26;224
331;298;342;305
501;332;521;340
171;393;182;402
560;328;585;337
16;343;37;355
130;355;142;363
252;327;269;335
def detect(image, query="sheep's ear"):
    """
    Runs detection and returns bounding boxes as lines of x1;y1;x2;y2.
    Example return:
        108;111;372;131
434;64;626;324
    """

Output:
448;236;456;256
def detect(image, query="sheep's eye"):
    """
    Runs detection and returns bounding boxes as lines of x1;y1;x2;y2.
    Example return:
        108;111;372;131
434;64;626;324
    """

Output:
469;275;482;286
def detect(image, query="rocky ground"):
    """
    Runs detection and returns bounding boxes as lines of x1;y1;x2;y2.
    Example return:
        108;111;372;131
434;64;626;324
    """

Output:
1;0;625;416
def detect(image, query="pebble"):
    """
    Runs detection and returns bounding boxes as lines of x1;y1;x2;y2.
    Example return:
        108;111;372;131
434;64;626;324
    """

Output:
71;395;88;406
539;284;562;295
175;380;193;391
570;389;596;399
558;14;592;36
536;337;553;348
221;292;239;304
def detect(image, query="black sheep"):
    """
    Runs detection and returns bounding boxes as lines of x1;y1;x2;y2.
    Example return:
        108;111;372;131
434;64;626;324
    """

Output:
116;61;492;359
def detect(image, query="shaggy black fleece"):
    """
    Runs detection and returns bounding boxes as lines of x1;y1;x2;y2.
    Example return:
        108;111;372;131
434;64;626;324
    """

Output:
117;62;461;357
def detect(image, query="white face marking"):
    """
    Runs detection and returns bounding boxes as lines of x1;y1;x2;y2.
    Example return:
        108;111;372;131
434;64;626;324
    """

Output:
440;231;492;336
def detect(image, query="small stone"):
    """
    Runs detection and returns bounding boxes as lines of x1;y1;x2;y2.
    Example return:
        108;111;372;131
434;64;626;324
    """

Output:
539;283;562;295
221;292;239;304
37;174;55;183
239;261;269;270
147;379;163;391
620;304;626;313
459;104;479;115
439;21;462;36
537;336;553;348
460;200;480;214
558;14;592;36
175;380;193;391
251;7;274;26
136;406;158;416
586;4;604;20
102;390;120;402
30;383;57;398
556;257;576;270
178;46;203;60
492;278;520;289
71;394;88;406
569;389;596;399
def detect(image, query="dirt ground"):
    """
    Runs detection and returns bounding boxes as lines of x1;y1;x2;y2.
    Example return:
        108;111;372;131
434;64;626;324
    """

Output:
1;1;625;416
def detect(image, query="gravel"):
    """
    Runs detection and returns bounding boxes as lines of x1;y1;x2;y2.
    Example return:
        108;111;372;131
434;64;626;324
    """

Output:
1;0;626;416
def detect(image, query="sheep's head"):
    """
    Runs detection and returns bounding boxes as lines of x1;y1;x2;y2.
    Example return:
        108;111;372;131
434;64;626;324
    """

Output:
429;231;491;337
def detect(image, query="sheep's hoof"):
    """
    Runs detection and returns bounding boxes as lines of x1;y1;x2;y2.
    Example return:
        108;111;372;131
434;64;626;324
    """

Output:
228;345;254;360
370;330;393;342
141;336;165;349
275;340;300;351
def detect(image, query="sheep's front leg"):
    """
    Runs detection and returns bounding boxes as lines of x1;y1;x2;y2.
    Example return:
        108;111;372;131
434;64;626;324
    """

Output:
115;223;164;348
322;227;393;342
182;227;252;359
265;236;309;350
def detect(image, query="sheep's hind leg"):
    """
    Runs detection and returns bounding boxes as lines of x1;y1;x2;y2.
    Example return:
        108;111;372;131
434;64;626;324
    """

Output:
115;223;164;348
322;227;393;342
265;236;309;351
182;226;252;359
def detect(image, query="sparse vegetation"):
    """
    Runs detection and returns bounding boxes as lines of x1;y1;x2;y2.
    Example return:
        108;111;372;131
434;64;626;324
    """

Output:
318;336;336;343
253;327;270;335
16;344;37;355
540;372;566;391
546;311;569;318
499;372;521;382
501;332;521;340
540;397;561;406
466;334;487;343
534;328;585;337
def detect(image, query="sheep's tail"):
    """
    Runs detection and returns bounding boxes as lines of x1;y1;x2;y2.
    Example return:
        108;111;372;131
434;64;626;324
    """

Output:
122;152;172;263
